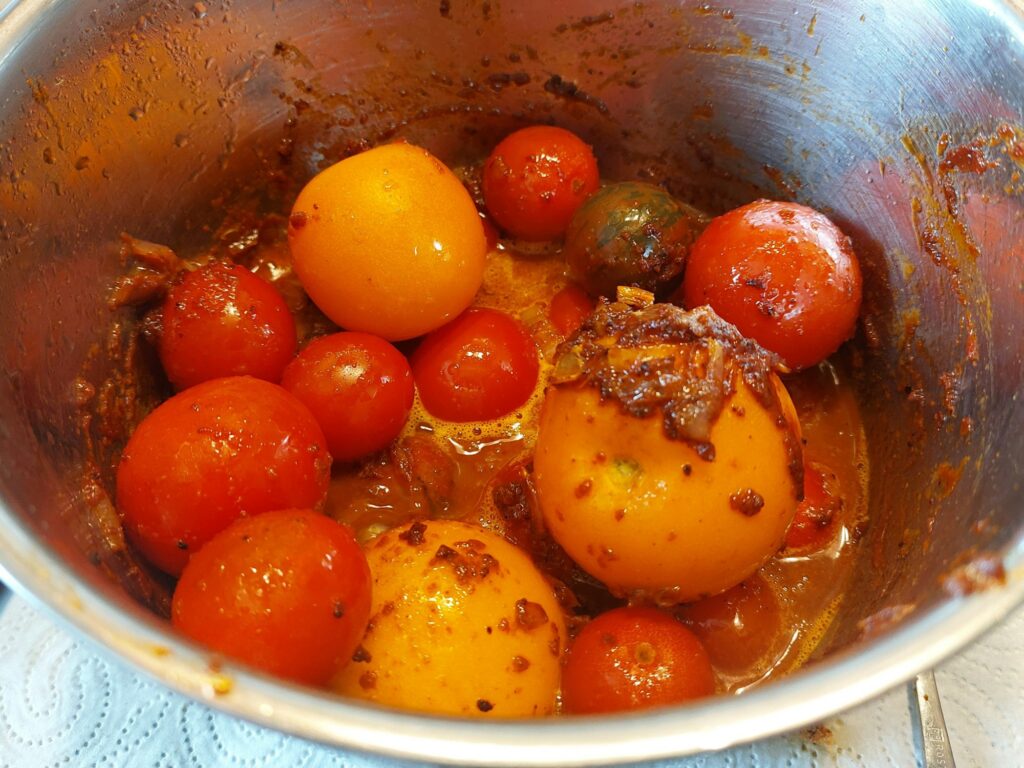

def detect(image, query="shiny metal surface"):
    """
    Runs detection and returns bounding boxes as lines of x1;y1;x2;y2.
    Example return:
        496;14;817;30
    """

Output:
0;0;1022;764
913;671;957;768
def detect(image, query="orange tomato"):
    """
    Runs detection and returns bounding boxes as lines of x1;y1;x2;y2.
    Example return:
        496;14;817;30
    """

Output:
535;376;801;603
288;142;486;341
333;520;566;717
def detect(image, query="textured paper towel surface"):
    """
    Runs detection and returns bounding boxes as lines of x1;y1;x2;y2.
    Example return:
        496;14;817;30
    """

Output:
0;591;1021;767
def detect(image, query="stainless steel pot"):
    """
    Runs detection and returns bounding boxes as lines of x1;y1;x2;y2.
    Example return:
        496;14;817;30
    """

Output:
0;0;1021;764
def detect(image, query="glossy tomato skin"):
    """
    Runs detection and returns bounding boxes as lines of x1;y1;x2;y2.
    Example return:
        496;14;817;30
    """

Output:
288;143;486;341
411;307;539;422
679;200;862;369
562;606;715;714
116;376;331;576
159;261;296;390
482;125;599;241
172;509;371;687
536;373;801;603
548;283;594;337
281;332;414;462
565;181;707;299
332;520;566;717
784;461;842;551
676;575;783;675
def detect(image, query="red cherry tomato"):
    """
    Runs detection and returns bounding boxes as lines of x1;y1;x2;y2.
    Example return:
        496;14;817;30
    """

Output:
172;509;371;686
561;606;715;714
411;307;539;423
784;461;842;551
548;283;594;337
676;575;782;675
116;376;330;575
482;125;600;241
281;332;414;462
679;200;862;369
159;261;296;390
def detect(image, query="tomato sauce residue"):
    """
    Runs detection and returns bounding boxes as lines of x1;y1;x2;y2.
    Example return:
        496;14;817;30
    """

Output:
941;553;1006;597
930;459;966;502
938;139;999;176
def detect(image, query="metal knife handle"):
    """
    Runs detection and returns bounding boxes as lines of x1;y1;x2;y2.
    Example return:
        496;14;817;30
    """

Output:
914;670;957;768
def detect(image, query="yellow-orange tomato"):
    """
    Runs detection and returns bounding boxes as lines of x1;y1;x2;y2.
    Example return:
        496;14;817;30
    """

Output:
333;520;566;717
288;143;487;341
535;376;800;603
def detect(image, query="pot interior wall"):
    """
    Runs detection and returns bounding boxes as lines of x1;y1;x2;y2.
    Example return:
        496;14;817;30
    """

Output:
1;0;1022;670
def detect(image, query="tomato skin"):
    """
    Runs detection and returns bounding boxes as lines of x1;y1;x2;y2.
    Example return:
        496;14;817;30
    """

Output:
332;520;566;717
480;216;500;252
116;376;331;576
159;261;296;390
548;283;594;337
565;181;706;298
784;461;841;550
482;126;599;241
289;142;486;341
679;200;862;369
172;509;371;687
411;307;539;422
562;606;715;714
676;575;782;675
282;332;414;463
536;374;801;603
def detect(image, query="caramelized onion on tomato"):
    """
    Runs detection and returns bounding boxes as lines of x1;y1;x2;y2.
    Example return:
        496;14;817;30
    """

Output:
535;302;802;603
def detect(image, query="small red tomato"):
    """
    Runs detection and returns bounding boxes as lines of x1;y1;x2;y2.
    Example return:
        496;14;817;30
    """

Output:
679;200;862;369
548;283;594;337
159;261;296;390
116;376;330;575
676;575;782;675
172;509;371;687
562;606;715;714
281;332;414;462
411;307;539;422
482;125;600;241
784;461;842;551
